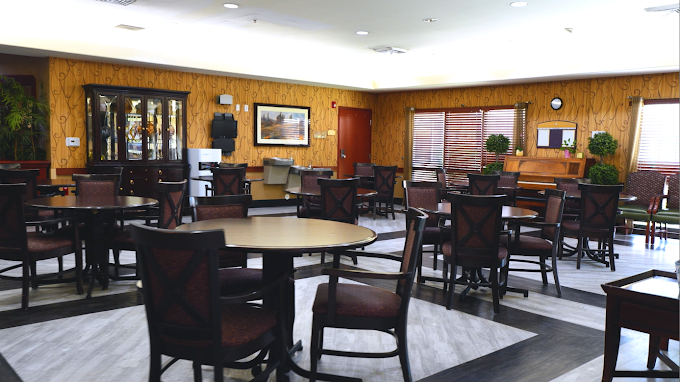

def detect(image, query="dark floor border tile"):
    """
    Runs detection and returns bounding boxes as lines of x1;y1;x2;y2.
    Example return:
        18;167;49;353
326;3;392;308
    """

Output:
0;353;22;382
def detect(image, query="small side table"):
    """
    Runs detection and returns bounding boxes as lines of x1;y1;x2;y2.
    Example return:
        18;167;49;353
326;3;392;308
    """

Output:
601;270;679;381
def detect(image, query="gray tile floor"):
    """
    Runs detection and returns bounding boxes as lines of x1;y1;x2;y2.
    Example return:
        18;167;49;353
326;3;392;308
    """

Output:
0;206;677;382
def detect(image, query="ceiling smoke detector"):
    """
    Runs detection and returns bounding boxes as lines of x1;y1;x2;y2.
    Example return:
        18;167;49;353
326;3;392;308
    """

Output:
371;46;408;55
115;24;145;31
644;4;680;15
97;0;136;5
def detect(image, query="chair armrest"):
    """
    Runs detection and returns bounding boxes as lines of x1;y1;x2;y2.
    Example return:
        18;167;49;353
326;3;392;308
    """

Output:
322;267;408;280
650;195;667;214
340;250;403;263
220;270;293;305
514;221;559;229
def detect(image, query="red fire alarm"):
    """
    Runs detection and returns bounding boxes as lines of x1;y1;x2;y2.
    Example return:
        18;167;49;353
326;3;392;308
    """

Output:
331;101;337;108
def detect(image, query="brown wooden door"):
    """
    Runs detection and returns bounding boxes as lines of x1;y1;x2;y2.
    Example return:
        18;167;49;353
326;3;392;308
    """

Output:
338;107;372;178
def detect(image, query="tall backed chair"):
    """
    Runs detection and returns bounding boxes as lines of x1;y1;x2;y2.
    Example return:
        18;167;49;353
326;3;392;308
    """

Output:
492;171;520;206
218;163;250;192
617;171;666;242
467;173;500;196
441;193;507;313
190;194;252;269
373;165;397;219
353;162;375;215
561;183;623;271
297;169;333;218
110;180;188;279
129;223;286;382
403;180;443;280
309;208;427;382
554;177;590;218
0;169;57;228
0;184;83;310
650;173;679;245
317;178;360;264
73;173;121;197
502;189;566;295
208;167;245;196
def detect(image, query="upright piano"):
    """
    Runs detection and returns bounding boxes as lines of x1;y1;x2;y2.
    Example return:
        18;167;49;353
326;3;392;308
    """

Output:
503;156;595;210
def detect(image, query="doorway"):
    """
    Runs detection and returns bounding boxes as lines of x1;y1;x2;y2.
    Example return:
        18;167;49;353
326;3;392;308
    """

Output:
338;107;372;178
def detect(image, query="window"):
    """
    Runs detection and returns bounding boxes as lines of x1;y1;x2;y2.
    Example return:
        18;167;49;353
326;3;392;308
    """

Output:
637;100;679;175
412;106;523;184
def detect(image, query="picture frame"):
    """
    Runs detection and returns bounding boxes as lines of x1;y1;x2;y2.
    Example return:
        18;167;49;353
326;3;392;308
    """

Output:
254;103;310;146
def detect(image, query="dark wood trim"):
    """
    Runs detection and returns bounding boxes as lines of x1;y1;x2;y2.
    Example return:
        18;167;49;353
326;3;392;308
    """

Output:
629;98;679;106
416;105;515;113
55;168;87;176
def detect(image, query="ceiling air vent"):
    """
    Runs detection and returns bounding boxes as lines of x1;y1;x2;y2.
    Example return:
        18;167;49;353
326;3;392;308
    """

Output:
97;0;136;5
370;46;408;55
115;24;145;31
644;4;680;15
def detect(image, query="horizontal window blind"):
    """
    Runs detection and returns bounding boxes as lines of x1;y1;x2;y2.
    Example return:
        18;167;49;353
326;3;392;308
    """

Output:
412;106;521;185
637;102;679;175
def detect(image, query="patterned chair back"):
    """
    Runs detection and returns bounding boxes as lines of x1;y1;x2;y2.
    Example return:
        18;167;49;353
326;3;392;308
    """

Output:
73;173;120;197
403;181;441;227
0;184;28;252
210;168;245;195
666;173;679;209
318;178;359;224
0;169;39;200
190;194;251;222
467;173;499;196
578;183;623;236
625;171;666;207
157;180;187;229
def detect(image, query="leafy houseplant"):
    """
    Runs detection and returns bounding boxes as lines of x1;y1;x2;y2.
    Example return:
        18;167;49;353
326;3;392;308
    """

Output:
482;134;510;174
0;76;49;160
561;138;577;158
587;132;620;185
515;145;524;156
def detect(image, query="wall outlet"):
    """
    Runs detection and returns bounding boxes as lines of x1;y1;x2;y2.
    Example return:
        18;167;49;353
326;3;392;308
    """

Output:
66;137;80;147
244;104;249;112
235;104;240;111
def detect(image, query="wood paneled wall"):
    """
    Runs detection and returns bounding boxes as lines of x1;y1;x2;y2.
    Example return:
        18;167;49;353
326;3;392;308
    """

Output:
372;73;679;181
48;58;376;169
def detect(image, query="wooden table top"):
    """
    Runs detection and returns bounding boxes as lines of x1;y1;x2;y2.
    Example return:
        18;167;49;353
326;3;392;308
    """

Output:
26;195;158;210
538;190;637;202
36;179;76;188
176;216;377;253
433;202;539;219
191;176;264;182
285;187;377;197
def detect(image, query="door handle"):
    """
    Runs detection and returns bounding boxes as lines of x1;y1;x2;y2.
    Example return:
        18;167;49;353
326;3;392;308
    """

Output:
341;149;346;159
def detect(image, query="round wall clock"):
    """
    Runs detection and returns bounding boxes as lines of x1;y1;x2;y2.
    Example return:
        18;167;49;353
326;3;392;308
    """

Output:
551;97;563;110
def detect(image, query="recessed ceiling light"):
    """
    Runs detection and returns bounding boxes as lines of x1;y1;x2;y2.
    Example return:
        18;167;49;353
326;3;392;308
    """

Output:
223;3;239;9
510;2;528;7
356;31;369;35
423;18;438;23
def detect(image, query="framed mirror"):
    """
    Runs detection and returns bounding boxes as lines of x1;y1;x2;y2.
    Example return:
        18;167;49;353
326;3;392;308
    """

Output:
536;121;577;148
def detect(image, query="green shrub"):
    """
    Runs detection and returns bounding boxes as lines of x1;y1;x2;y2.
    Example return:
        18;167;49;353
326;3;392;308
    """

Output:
482;161;504;174
587;132;618;163
485;134;510;162
587;163;619;185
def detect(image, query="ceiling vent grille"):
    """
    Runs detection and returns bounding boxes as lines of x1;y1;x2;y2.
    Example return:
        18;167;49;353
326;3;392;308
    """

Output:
115;24;145;31
644;4;680;15
97;0;136;6
370;46;408;55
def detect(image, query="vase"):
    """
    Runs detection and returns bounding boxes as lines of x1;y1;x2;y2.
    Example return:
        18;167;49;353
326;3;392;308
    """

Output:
516;150;524;157
564;150;571;158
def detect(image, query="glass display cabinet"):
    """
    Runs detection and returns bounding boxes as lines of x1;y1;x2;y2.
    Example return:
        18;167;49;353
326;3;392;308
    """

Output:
83;84;190;199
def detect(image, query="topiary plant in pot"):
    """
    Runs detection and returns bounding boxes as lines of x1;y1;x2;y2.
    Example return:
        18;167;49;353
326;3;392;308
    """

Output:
586;132;620;185
482;134;510;174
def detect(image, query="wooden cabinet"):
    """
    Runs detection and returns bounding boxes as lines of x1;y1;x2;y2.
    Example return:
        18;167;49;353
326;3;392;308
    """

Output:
83;84;190;199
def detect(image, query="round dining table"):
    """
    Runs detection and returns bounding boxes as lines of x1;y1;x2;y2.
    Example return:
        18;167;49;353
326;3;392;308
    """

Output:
537;189;637;203
432;202;539;219
26;195;158;298
176;216;376;381
286;186;378;219
36;178;76;196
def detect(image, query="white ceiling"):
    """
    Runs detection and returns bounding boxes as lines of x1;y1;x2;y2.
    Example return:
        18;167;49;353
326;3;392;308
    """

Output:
1;0;678;91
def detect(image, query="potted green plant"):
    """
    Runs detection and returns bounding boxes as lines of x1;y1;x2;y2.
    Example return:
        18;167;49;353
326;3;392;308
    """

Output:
0;76;49;161
515;145;524;157
587;132;620;185
482;134;510;174
561;138;577;159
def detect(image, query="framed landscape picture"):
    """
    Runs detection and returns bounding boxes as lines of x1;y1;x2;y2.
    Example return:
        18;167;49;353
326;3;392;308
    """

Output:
254;103;310;146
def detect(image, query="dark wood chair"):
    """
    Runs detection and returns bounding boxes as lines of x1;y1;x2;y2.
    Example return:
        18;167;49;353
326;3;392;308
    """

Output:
110;180;188;279
0;183;83;310
129;223;287;382
297;169;333;218
218;163;250;192
374;165;397;219
650;173;679;245
492;170;520;206
190;194;252;269
0;169;59;229
561;183;623;271
617;171;666;242
72;173;121;197
208;167;245;196
467;173;500;196
501;188;566;296
353;162;375;215
317;178;360;264
309;207;427;382
403;180;443;280
441;193;508;313
554;177;591;218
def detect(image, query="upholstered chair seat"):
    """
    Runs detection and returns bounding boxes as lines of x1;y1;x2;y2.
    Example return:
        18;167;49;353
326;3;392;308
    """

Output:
313;283;402;318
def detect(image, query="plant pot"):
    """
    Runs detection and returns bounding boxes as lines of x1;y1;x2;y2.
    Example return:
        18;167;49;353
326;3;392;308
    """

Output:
564;150;571;159
515;150;524;157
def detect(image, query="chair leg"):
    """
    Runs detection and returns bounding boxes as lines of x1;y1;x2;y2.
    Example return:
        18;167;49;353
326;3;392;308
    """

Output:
651;221;657;246
442;262;449;294
445;264;456;310
397;325;413;382
551;253;562;296
490;267;500;314
148;347;162;382
192;361;202;382
113;247;121;277
30;261;38;289
576;236;583;270
432;244;438;271
608;237;616;272
645;221;650;244
539;256;548;285
21;261;30;310
309;318;321;382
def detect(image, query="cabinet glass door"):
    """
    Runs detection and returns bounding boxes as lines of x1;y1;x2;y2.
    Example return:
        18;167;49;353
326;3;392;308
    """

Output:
147;97;163;161
168;99;183;160
98;94;118;161
125;96;143;160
